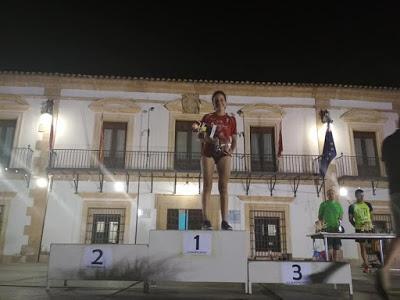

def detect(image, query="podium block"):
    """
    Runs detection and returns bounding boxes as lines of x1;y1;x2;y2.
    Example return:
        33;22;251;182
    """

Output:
47;244;149;284
148;230;249;284
248;261;353;295
47;232;352;296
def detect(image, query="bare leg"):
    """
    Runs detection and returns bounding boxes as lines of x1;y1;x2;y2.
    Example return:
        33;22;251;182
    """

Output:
216;156;231;221
201;156;214;221
376;193;400;298
384;193;400;269
376;237;400;296
328;249;334;261
380;238;400;290
333;249;338;262
382;238;400;270
360;243;369;267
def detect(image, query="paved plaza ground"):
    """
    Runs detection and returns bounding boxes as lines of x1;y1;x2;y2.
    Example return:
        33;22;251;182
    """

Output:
0;263;398;299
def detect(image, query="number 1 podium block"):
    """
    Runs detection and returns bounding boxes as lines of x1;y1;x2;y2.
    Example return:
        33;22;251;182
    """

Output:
148;230;249;286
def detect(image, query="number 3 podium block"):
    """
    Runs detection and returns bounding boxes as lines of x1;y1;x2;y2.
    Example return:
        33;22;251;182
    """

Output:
148;230;249;286
248;261;353;295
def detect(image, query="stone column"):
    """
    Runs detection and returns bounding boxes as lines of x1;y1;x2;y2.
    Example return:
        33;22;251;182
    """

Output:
21;89;60;262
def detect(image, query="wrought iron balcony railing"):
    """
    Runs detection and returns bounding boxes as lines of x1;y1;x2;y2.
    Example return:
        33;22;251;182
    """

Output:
48;149;321;176
336;154;385;179
0;147;33;172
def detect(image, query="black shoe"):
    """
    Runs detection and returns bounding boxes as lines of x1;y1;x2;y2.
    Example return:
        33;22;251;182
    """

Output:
221;220;233;231
202;220;212;230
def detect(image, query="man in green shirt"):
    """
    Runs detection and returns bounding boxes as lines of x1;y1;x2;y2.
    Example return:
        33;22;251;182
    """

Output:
318;188;344;261
348;188;373;273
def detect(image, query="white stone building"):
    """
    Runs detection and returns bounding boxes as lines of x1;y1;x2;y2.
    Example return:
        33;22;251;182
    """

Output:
0;71;398;263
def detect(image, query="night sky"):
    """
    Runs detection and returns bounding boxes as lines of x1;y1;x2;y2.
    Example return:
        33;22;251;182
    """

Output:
1;3;399;87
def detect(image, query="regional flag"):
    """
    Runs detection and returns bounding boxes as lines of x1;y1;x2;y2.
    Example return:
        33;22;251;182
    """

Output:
319;125;337;177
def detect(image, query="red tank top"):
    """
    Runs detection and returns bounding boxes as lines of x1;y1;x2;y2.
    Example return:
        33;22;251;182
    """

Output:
200;113;237;156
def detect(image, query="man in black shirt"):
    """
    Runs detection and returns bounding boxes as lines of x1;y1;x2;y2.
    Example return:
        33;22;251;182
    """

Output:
376;121;400;299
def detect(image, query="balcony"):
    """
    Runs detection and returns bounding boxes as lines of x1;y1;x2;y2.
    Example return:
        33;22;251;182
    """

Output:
0;147;33;187
336;154;386;180
49;150;195;172
0;147;33;172
48;149;320;176
47;149;323;196
49;149;319;175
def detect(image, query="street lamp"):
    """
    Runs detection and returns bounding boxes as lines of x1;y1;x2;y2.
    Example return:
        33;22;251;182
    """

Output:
236;109;245;151
143;107;155;170
237;109;247;171
320;109;333;124
147;107;154;156
38;99;54;132
143;107;155;157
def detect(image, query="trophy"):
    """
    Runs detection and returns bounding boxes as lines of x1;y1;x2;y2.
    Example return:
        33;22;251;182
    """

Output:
192;121;232;158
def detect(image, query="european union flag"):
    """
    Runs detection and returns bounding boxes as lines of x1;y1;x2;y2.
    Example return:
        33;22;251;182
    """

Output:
319;125;337;177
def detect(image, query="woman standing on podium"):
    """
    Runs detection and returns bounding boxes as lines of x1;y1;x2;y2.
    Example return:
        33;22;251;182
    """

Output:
194;91;237;230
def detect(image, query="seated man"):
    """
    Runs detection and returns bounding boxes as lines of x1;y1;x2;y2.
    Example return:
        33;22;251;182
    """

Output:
318;188;344;261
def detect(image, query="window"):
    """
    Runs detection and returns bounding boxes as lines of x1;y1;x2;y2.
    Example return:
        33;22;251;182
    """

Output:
366;214;393;261
0;120;16;168
85;208;125;244
373;213;393;234
250;210;287;259
372;213;393;255
353;131;380;177
250;127;276;172
102;122;127;169
175;121;201;171
167;209;203;230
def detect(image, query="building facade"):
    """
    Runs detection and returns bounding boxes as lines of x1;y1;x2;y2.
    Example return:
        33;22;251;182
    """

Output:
0;71;398;263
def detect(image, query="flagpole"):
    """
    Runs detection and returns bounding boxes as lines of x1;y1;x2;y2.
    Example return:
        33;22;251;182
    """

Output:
322;123;327;202
319;110;336;200
99;113;104;166
277;115;283;172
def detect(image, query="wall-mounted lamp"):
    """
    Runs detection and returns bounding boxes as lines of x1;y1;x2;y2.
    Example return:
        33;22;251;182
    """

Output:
176;181;197;195
319;109;333;124
143;107;155;156
236;110;244;137
114;182;125;192
36;177;48;188
339;187;348;197
38;99;54;132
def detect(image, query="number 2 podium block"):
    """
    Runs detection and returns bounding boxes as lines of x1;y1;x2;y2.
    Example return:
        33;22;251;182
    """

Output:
148;230;249;284
47;243;149;285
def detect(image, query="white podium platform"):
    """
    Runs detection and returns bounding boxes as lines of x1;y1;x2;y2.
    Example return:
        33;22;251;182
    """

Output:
47;243;149;284
148;230;249;284
47;230;250;291
47;231;352;296
248;261;353;295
